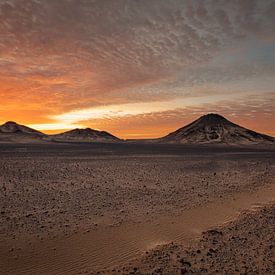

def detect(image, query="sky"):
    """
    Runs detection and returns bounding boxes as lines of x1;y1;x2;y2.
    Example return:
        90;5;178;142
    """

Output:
0;0;275;138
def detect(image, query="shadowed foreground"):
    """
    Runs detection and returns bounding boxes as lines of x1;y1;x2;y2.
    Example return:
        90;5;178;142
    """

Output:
0;143;274;274
107;204;274;274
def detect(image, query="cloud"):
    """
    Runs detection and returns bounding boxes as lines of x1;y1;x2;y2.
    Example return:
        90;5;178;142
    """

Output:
1;1;275;97
78;93;275;138
0;0;275;136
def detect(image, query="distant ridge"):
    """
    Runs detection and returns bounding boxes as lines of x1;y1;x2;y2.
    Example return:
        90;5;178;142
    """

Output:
158;113;275;145
0;121;44;135
1;114;274;145
0;121;46;143
0;122;120;143
48;128;121;142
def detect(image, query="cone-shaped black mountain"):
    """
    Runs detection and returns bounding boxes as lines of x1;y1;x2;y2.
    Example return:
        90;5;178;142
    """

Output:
159;113;274;144
50;128;120;142
1;115;274;145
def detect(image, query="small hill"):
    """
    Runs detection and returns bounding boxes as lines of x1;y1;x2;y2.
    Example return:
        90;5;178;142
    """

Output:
158;113;275;145
0;121;46;143
49;128;121;142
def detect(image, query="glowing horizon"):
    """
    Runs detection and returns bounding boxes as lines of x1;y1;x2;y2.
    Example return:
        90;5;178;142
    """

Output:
1;1;275;139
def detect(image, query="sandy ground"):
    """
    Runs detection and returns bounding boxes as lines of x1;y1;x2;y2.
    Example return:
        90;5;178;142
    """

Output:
108;204;275;274
0;143;274;274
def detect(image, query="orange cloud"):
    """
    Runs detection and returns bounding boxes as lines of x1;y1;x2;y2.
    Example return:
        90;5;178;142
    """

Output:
1;0;275;138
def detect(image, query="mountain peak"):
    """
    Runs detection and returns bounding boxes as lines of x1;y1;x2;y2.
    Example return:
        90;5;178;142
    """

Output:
160;114;274;145
50;127;120;142
200;113;226;120
0;121;45;136
196;113;230;126
3;121;18;126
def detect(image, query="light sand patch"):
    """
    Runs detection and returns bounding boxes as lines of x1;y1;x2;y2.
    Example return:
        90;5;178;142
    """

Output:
1;183;274;274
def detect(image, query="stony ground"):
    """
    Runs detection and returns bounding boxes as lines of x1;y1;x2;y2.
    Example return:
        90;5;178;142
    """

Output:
107;204;275;274
1;147;273;240
0;143;274;274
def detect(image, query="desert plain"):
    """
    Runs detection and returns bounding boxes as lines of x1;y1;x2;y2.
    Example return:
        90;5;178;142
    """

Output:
0;142;274;274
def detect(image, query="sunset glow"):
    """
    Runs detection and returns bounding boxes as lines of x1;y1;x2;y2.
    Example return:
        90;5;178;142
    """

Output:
1;0;275;138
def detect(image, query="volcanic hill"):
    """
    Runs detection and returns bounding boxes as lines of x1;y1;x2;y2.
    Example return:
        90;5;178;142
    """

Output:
49;128;121;142
158;113;274;145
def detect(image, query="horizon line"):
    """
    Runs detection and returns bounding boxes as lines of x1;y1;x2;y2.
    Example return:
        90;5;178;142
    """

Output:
1;113;275;139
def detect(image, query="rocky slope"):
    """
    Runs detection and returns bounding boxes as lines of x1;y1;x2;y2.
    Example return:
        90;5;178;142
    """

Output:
0;121;46;143
49;128;121;142
108;205;274;274
0;122;121;143
159;113;274;145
